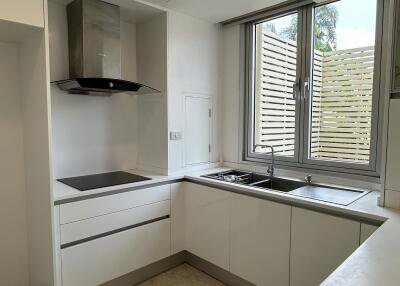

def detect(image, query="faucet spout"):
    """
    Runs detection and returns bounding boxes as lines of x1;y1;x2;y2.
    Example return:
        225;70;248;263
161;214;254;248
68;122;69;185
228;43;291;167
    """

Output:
254;144;275;177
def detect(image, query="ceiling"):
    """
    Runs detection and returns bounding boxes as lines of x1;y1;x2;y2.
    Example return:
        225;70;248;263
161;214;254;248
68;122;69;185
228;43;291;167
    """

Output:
141;0;287;23
50;0;164;24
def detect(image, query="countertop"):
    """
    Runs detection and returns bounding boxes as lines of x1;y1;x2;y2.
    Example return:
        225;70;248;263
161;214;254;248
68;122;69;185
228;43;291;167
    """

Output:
53;167;400;286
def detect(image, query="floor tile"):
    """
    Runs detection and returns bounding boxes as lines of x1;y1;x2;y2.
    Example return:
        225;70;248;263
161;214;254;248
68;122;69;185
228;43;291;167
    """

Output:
137;263;226;286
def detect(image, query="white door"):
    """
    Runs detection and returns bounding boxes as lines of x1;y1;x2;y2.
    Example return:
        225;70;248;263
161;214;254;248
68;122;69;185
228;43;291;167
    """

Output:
185;96;211;165
184;182;230;270
290;207;360;286
230;193;291;286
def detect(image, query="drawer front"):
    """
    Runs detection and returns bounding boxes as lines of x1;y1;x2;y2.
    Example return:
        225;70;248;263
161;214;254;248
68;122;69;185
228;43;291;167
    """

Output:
61;219;171;286
60;184;170;224
61;200;170;245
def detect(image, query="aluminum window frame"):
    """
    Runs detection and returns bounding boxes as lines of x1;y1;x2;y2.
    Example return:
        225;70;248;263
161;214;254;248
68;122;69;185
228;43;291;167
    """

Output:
244;0;385;177
245;9;304;164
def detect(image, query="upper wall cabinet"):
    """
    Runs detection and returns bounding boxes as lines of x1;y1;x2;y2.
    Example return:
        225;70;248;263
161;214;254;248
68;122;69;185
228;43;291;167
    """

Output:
0;0;44;28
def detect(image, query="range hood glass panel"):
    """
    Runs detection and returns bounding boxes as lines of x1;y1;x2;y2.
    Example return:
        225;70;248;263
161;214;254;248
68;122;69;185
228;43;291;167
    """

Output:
52;78;160;96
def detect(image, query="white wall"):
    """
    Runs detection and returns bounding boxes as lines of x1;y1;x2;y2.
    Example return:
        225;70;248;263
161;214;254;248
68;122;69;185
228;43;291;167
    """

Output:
167;11;221;172
221;25;241;164
21;26;55;286
49;2;140;178
0;41;29;286
136;13;169;173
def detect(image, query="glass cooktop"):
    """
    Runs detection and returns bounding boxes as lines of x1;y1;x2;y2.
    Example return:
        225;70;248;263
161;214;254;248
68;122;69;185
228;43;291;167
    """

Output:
57;171;151;191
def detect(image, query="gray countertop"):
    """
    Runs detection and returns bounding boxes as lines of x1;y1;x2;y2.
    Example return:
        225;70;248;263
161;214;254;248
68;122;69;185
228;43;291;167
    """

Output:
53;167;400;286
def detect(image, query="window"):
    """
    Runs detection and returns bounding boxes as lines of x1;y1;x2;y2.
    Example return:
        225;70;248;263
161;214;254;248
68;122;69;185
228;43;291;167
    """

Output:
245;0;383;176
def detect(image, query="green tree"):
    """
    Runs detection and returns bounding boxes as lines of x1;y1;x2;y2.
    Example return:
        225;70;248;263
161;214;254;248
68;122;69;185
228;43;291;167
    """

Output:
279;5;338;52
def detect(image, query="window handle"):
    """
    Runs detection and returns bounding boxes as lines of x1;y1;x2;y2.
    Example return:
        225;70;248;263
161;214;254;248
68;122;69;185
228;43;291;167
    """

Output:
293;79;301;100
303;77;310;100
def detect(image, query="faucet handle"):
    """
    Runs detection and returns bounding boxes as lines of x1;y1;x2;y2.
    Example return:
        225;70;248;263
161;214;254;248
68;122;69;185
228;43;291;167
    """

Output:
305;175;312;184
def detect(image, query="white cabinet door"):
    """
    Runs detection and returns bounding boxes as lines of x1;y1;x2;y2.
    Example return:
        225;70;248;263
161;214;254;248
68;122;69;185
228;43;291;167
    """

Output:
230;193;291;286
0;0;44;27
61;219;171;286
184;96;211;165
385;100;400;191
171;182;185;254
290;208;360;286
360;223;378;244
184;182;230;270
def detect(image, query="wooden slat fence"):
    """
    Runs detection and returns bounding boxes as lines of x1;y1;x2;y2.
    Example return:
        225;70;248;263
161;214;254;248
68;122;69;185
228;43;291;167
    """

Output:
255;29;374;163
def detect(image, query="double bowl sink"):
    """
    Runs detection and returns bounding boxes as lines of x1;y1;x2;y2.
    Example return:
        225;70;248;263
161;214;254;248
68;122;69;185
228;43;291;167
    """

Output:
202;170;370;206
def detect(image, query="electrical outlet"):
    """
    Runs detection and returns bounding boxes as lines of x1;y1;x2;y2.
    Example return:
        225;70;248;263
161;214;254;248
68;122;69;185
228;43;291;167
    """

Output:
169;131;182;141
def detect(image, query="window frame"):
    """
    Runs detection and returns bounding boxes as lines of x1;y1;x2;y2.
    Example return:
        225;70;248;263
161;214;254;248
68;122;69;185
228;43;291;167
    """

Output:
243;0;385;177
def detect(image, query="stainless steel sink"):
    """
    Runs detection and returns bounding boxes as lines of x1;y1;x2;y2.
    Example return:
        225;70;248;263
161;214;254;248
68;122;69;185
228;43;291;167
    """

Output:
251;177;306;192
202;170;269;185
202;170;370;205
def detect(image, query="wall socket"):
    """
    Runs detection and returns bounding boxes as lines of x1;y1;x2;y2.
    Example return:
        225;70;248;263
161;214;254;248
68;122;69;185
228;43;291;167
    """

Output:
170;131;182;141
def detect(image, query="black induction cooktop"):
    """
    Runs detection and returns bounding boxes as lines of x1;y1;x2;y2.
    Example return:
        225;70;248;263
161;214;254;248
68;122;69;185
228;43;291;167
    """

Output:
57;171;151;191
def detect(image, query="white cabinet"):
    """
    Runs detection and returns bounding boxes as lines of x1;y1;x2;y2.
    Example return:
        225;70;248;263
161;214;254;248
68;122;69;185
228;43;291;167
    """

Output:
171;182;185;254
360;223;378;244
0;0;44;28
184;182;230;270
61;219;171;286
385;100;400;191
60;184;170;224
184;96;211;165
290;207;360;286
58;184;172;285
230;193;291;286
60;200;170;245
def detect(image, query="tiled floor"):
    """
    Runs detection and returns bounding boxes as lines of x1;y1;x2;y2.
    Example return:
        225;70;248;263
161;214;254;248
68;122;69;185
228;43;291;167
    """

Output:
137;264;226;286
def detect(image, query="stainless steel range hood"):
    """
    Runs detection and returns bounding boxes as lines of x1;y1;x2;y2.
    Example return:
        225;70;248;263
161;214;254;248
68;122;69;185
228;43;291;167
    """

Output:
52;0;160;96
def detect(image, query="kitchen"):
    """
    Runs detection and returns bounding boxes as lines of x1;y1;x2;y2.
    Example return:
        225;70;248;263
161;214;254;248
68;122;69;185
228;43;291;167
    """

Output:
1;0;400;285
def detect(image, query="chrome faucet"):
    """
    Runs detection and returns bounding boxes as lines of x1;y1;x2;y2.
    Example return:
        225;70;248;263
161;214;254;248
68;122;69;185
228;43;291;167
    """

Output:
254;144;275;177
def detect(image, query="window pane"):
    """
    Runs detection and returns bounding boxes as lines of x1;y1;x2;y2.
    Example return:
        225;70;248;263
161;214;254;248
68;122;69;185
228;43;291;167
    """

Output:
310;0;377;164
253;13;298;157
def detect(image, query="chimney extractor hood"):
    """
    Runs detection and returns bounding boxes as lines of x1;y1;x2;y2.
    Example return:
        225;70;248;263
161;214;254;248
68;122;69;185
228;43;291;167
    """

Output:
52;0;160;96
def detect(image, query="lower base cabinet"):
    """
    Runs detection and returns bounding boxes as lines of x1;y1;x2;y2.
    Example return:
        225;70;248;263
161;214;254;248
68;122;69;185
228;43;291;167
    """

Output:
184;183;231;270
290;207;360;286
230;193;291;286
61;219;171;286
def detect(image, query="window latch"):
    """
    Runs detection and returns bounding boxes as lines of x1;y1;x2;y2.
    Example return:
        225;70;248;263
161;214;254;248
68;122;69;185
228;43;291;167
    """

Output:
293;79;301;100
302;77;310;100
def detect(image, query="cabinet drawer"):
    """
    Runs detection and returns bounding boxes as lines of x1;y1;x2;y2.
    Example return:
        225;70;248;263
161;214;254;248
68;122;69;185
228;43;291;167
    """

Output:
61;200;170;245
61;219;171;286
60;184;170;224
